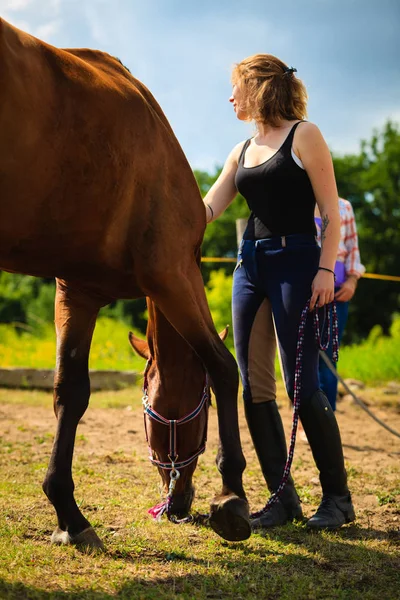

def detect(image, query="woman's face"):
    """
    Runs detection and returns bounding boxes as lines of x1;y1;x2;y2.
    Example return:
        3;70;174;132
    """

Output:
229;83;248;121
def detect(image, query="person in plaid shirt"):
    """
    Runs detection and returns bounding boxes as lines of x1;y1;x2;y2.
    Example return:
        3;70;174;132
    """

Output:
315;198;365;410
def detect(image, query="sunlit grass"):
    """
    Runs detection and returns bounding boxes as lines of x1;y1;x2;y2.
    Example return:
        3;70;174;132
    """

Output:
0;316;399;386
338;335;400;383
0;318;145;372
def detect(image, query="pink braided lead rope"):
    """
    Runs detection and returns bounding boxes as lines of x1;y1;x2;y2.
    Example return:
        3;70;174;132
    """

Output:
251;300;339;519
148;496;173;521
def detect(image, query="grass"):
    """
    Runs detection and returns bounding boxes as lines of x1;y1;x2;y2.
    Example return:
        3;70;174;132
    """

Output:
0;385;142;410
0;318;145;372
1;317;400;386
0;388;399;599
338;335;400;383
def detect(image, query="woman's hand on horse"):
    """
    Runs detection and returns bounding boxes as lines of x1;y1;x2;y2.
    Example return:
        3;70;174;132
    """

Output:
310;270;335;310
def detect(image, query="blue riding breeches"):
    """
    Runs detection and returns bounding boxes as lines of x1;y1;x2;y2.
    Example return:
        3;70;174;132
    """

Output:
232;234;322;406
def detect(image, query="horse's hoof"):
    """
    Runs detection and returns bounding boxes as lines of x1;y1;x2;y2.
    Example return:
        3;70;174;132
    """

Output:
51;526;105;550
51;527;71;545
209;495;251;542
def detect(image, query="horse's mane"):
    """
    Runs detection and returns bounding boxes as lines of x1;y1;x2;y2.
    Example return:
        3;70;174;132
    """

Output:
114;57;131;74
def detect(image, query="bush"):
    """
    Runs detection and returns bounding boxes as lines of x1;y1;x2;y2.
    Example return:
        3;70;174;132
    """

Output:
0;317;146;372
338;313;400;384
205;269;234;350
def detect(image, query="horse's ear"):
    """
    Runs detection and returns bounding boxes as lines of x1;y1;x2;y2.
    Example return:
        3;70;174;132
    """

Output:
219;325;229;343
128;331;151;360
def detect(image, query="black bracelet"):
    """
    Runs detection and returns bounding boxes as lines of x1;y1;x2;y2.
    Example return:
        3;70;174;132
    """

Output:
206;203;214;220
318;266;336;280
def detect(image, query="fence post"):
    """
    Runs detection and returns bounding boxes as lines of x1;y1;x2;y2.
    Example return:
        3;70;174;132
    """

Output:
236;218;247;248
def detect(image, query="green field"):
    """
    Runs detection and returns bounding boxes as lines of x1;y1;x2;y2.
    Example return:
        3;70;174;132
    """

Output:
0;318;145;372
1;315;399;385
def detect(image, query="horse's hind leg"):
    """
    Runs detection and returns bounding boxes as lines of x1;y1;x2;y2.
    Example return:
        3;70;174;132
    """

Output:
42;281;104;549
146;265;250;541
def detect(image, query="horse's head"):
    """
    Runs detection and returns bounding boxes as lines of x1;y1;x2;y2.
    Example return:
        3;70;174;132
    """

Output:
129;313;228;519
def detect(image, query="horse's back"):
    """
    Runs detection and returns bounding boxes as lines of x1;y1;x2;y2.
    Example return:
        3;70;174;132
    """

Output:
0;19;204;291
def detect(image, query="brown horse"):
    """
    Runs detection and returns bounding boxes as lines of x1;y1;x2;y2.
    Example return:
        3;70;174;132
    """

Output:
0;19;250;547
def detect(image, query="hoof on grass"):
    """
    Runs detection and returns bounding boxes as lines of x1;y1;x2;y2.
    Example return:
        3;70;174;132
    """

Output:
209;495;251;542
51;526;105;550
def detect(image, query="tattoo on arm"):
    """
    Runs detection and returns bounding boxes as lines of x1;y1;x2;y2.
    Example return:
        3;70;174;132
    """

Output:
321;214;330;245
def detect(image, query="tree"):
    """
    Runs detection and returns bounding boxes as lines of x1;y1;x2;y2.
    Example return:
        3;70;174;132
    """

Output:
194;168;250;282
333;121;400;342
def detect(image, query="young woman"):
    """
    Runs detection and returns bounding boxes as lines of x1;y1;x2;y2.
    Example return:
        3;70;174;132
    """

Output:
203;54;355;530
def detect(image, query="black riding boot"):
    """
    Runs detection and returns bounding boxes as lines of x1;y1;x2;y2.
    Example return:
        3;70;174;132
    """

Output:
299;389;355;529
245;400;303;529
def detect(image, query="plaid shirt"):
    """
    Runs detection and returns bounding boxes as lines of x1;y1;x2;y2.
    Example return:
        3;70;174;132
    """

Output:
316;198;366;279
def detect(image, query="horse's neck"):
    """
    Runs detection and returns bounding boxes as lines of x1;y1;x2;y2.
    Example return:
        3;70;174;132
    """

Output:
147;302;204;388
148;302;195;365
1;19;40;69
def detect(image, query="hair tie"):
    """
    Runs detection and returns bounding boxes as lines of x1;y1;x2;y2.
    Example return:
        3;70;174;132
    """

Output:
284;67;297;75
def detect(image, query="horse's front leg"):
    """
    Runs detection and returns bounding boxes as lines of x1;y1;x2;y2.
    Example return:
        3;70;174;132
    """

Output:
144;266;250;541
42;281;104;549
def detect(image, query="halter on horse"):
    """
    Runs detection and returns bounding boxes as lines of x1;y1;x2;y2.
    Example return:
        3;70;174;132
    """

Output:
142;357;210;520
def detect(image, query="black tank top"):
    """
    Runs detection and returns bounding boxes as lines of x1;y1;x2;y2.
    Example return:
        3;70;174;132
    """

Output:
235;121;317;239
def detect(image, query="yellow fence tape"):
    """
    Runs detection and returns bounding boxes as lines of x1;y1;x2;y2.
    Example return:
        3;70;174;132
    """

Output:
201;258;400;282
361;273;400;282
202;257;236;263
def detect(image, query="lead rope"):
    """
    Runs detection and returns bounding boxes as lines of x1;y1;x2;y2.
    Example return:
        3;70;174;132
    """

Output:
148;466;180;521
251;300;339;519
149;301;338;526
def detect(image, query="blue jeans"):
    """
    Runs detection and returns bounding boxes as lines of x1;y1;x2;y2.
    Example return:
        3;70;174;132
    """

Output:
318;299;349;411
232;234;322;407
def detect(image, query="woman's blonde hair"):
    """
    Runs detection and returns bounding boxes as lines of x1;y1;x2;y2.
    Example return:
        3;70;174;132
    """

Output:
231;54;308;126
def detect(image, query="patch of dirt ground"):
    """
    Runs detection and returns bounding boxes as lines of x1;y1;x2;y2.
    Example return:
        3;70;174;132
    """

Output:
1;386;399;535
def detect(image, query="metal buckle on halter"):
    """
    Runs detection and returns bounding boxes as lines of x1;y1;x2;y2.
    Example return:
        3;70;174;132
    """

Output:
142;392;150;410
168;459;180;495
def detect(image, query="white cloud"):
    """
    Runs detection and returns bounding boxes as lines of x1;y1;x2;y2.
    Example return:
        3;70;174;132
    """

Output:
35;19;61;41
0;0;62;44
47;0;60;10
327;105;400;156
0;0;33;10
82;1;110;45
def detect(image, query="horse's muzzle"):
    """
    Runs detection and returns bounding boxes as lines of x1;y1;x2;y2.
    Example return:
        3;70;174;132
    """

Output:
168;485;195;518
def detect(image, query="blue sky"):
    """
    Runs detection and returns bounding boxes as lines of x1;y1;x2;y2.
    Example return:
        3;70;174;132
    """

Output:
1;0;399;171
